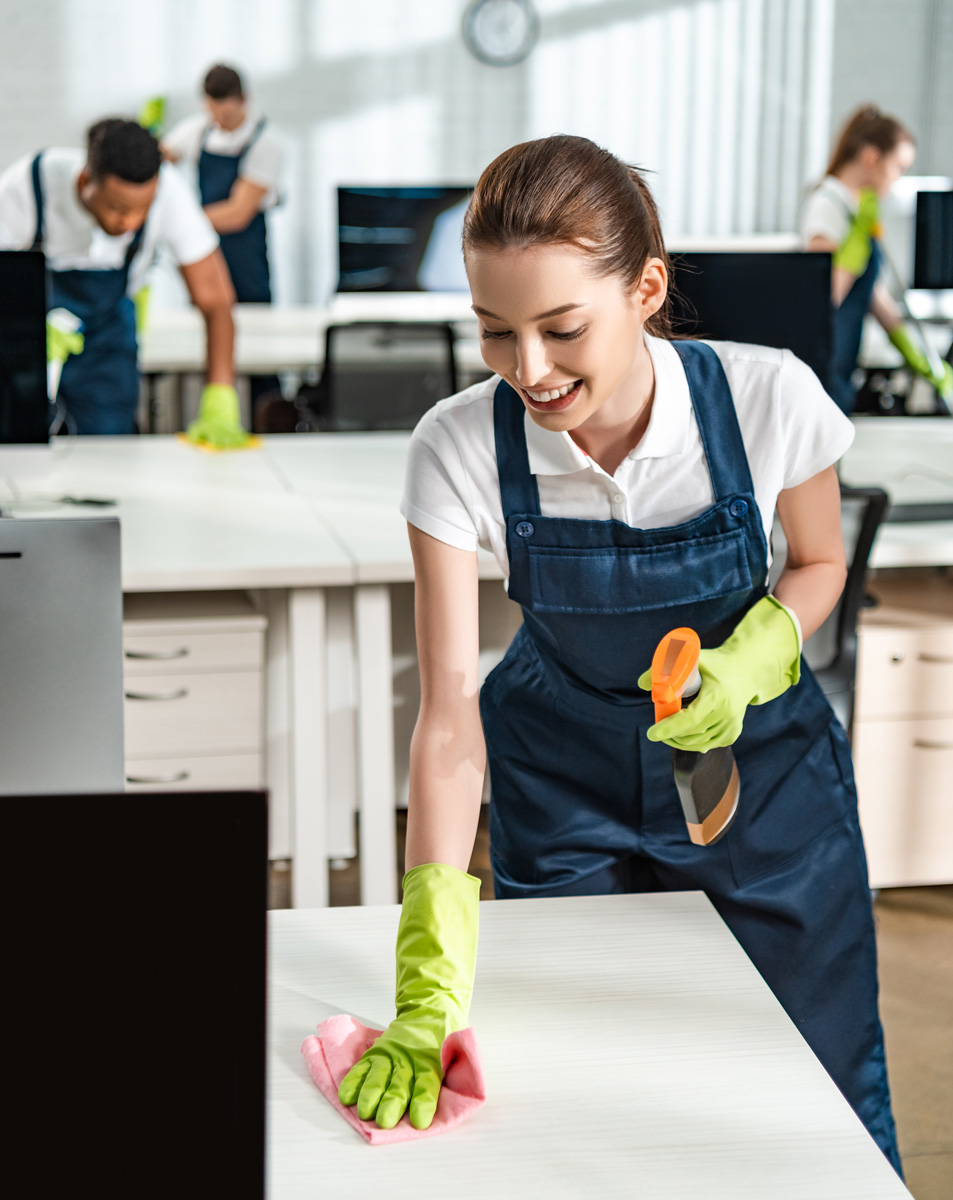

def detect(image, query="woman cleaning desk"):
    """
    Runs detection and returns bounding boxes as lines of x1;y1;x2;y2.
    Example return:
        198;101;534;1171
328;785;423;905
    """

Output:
800;103;952;414
336;134;902;1176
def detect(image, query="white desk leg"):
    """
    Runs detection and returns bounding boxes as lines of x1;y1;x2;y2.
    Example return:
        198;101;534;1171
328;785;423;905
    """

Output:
289;587;328;908
326;589;357;859
263;590;292;862
355;584;398;905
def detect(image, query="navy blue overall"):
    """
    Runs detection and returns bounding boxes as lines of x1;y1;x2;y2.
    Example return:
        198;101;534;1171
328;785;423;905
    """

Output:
198;119;271;304
198;119;277;407
830;237;882;415
31;153;143;435
479;341;901;1173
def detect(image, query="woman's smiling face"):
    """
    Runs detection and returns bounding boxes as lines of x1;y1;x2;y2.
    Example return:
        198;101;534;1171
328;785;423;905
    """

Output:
466;242;666;434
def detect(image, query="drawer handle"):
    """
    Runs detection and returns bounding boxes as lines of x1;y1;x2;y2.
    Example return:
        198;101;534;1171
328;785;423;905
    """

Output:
124;688;189;701
126;770;191;784
917;653;953;665
125;647;189;661
913;739;953;751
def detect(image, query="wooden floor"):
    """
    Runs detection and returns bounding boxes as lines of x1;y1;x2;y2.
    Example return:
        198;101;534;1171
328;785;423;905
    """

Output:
271;809;953;1199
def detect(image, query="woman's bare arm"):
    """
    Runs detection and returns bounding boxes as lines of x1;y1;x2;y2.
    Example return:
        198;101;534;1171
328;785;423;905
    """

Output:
807;234;857;307
773;465;847;640
405;525;486;873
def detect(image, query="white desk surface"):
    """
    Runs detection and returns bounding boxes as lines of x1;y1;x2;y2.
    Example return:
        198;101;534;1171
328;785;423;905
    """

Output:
267;427;953;574
265;433;504;582
4;436;353;590
840;416;953;569
268;893;909;1199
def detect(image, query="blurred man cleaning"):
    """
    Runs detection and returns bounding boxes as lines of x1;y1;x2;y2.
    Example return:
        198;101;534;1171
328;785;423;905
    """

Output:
163;64;283;405
0;117;247;445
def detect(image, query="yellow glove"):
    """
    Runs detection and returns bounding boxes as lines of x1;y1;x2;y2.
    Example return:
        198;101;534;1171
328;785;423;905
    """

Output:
46;308;84;364
185;385;251;449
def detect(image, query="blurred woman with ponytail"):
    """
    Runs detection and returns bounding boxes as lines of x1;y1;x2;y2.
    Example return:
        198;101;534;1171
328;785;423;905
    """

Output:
801;103;949;412
336;134;902;1176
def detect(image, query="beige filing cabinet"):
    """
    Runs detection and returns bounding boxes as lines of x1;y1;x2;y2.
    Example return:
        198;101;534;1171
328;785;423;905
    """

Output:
122;592;266;792
853;575;953;887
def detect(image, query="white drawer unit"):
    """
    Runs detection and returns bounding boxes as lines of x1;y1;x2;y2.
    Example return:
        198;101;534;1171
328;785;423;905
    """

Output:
124;753;263;792
854;576;953;887
122;591;267;793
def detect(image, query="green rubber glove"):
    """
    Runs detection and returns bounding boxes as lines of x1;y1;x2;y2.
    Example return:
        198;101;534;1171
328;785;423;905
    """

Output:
638;596;802;752
338;862;480;1130
833;187;880;276
133;286;150;334
888;325;953;399
138;96;166;138
46;309;84;364
185;384;251;449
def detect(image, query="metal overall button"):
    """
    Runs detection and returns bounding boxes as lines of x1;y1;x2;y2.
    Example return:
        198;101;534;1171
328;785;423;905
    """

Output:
729;499;748;518
516;521;535;537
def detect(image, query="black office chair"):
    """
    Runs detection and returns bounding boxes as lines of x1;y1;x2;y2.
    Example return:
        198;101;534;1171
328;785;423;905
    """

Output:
803;484;890;733
305;321;458;432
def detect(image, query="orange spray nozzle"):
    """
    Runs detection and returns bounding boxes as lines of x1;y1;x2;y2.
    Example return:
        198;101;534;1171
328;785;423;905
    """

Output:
651;628;702;723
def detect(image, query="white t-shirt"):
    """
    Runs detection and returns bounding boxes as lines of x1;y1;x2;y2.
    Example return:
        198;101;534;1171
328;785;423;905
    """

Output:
799;175;857;248
401;335;855;578
0;148;219;294
162;110;282;209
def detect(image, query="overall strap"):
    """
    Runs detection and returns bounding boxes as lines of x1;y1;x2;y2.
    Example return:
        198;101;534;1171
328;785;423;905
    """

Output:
122;221;146;272
236;118;267;167
199;123;214;154
493;378;541;518
672;340;755;501
30;152;45;250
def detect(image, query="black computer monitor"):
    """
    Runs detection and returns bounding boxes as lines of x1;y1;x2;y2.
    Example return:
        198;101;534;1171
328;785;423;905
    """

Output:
6;790;268;1199
0;249;50;443
337;186;472;292
668;251;834;390
913;190;953;289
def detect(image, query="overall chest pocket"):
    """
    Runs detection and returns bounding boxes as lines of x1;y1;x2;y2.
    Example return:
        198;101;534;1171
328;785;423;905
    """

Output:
526;529;752;614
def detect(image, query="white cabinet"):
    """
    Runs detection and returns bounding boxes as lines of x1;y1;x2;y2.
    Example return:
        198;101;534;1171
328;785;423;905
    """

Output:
853;577;953;887
122;592;266;793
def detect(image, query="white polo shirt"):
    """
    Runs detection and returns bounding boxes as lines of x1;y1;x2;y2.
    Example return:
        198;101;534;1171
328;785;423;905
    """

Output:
401;335;855;577
0;148;219;295
162;111;282;209
799;175;856;248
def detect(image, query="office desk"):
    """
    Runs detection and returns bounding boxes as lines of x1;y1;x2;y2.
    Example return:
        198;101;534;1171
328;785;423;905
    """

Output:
139;301;484;378
268;892;909;1199
840;416;953;568
2;436;353;906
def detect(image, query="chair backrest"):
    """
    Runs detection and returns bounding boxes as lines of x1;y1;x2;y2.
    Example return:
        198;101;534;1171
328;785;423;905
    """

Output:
320;321;458;431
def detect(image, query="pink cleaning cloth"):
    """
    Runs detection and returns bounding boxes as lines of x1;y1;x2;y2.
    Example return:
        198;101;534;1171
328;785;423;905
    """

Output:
301;1014;487;1145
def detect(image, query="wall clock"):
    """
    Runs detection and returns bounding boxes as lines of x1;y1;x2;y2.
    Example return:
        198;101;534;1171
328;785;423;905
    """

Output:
462;0;540;67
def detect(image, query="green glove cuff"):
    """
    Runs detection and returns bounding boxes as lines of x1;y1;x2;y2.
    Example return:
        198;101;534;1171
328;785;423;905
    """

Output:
186;384;250;448
396;863;481;1036
720;595;801;703
199;383;242;423
887;325;950;394
833;188;880;276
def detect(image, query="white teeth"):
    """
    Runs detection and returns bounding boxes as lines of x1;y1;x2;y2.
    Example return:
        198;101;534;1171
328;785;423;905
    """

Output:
526;381;578;403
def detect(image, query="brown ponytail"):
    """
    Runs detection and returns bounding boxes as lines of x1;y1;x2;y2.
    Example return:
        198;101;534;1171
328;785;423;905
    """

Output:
463;135;673;338
826;104;915;177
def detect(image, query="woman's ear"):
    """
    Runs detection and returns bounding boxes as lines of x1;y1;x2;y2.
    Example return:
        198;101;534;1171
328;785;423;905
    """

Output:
631;257;668;321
